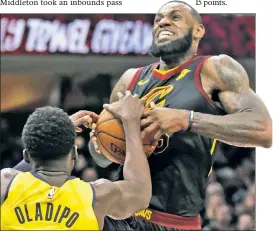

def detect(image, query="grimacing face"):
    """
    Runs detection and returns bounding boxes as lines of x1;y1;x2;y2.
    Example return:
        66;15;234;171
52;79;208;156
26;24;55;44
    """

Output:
152;2;195;46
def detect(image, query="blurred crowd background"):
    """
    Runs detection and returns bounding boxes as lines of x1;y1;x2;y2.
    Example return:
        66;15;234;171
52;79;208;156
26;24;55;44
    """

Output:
1;14;255;230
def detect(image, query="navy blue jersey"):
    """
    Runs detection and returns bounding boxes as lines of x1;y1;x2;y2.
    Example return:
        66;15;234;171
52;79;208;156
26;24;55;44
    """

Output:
118;55;226;216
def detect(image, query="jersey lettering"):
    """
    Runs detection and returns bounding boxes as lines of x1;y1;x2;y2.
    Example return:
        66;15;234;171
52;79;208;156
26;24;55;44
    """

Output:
153;134;170;154
135;209;152;220
14;203;80;228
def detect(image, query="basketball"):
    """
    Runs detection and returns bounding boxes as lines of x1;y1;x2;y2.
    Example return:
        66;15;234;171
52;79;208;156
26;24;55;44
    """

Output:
95;109;156;164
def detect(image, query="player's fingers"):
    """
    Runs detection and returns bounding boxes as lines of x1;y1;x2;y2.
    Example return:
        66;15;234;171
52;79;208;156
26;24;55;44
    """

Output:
154;130;163;143
141;97;148;105
125;90;131;96
103;104;119;118
75;127;82;133
141;117;153;127
141;122;159;140
95;148;101;154
93;142;101;154
74;110;99;121
89;136;101;154
91;136;97;144
73;115;91;127
103;104;112;112
92;123;97;130
150;102;157;109
84;116;93;129
143;108;155;117
117;92;124;99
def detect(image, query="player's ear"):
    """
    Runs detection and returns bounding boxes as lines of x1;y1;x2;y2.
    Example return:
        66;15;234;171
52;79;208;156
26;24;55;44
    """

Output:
23;149;31;163
72;145;78;161
193;24;205;40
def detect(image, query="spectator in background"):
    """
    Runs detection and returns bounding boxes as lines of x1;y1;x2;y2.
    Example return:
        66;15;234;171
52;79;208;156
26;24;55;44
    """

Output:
214;204;233;229
235;184;256;217
81;167;98;182
237;212;255;230
205;182;225;221
206;182;225;198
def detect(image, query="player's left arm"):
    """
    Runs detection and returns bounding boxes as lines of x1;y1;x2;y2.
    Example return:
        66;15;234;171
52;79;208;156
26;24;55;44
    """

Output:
191;55;272;148
1;168;20;204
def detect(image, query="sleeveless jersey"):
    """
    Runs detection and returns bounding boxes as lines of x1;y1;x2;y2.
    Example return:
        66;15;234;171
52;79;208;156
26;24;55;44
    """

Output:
1;172;99;230
119;55;226;216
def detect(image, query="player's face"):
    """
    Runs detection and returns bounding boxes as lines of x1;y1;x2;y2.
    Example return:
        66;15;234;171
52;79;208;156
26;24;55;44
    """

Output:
152;3;194;45
149;3;195;58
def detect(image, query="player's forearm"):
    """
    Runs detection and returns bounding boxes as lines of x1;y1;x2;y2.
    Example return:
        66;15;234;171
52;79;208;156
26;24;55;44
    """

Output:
190;111;272;148
122;121;152;203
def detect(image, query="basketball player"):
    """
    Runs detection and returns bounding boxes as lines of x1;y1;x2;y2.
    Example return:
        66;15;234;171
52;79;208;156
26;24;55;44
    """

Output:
1;92;152;230
88;1;272;230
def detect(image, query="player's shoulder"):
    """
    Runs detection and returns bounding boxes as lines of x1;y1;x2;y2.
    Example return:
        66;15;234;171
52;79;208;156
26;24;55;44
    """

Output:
90;178;121;198
201;54;240;78
1;168;20;180
118;68;138;86
1;168;20;204
89;179;121;211
203;54;238;70
121;63;155;82
90;178;117;191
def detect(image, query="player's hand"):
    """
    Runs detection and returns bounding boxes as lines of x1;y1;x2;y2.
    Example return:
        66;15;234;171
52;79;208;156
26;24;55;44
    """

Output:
103;91;145;123
90;124;101;154
69;110;99;133
141;102;189;143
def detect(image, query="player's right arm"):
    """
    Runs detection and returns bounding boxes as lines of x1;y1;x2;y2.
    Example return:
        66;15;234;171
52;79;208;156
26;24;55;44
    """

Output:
1;168;20;204
91;92;152;222
88;68;138;168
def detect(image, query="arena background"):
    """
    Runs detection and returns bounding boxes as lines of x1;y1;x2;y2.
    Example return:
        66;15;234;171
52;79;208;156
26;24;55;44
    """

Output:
1;14;255;230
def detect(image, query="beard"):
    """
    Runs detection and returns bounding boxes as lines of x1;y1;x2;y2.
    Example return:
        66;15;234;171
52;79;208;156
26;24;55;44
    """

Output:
149;29;193;58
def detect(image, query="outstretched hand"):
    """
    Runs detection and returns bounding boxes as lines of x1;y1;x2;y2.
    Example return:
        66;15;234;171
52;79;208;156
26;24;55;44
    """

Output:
69;110;99;133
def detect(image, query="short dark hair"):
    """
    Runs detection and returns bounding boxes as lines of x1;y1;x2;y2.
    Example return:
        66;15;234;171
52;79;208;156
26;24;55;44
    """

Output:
162;0;203;24
22;106;76;161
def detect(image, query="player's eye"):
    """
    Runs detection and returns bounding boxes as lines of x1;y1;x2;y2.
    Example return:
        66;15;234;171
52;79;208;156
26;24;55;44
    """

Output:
155;17;162;23
172;15;181;20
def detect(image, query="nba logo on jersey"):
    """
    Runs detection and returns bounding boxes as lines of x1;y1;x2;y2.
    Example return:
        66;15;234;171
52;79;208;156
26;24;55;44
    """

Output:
47;187;55;199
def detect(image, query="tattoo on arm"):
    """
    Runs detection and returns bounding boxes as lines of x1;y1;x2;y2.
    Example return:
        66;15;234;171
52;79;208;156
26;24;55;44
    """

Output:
191;55;272;148
213;54;249;94
110;68;137;103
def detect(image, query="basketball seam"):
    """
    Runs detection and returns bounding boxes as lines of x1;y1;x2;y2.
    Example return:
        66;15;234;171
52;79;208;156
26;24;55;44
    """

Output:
97;134;125;161
97;132;152;146
97;118;118;126
97;131;125;141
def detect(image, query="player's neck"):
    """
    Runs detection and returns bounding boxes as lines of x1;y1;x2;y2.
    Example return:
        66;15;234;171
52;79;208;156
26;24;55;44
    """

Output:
159;50;196;70
32;160;70;176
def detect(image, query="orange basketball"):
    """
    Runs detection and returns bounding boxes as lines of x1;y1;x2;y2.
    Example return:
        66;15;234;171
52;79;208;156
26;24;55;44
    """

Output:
95;109;155;164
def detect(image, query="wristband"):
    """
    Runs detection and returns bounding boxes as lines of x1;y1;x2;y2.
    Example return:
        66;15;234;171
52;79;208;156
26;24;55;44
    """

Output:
186;110;194;131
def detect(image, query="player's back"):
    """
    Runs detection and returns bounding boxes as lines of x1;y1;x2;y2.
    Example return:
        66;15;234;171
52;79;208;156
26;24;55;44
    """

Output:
1;171;99;230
